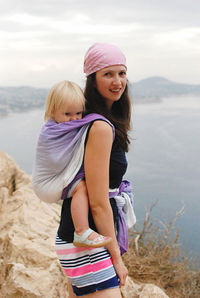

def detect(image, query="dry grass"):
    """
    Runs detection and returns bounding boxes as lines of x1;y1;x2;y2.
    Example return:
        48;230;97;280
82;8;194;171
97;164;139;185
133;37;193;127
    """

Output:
123;203;200;298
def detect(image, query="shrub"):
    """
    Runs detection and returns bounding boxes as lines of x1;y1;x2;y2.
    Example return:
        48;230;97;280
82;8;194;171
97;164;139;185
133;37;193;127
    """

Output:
123;203;200;298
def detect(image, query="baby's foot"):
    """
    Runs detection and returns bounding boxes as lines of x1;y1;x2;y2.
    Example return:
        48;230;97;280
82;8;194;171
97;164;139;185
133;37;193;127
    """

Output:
73;228;112;248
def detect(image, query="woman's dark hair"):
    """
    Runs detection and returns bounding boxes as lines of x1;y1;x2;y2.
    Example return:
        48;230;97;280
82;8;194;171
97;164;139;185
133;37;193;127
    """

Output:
84;73;131;152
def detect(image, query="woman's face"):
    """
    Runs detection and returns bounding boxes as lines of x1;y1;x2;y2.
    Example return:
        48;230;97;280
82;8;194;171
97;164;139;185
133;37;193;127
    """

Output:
95;65;127;109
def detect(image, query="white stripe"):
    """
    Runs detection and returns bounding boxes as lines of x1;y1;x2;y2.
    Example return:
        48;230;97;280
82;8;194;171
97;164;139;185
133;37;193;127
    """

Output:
109;187;119;193
55;240;109;261
69;264;114;282
69;266;116;287
61;255;111;269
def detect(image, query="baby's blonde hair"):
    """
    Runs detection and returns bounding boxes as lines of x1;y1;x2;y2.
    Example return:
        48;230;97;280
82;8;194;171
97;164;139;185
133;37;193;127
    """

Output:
44;80;85;121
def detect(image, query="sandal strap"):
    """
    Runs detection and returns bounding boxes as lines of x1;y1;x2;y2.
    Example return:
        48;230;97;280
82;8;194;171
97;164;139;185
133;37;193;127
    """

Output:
94;235;104;242
74;228;94;242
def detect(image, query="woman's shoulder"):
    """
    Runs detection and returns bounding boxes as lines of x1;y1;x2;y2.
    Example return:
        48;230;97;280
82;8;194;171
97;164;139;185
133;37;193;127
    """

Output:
86;120;113;153
90;120;113;137
85;119;114;148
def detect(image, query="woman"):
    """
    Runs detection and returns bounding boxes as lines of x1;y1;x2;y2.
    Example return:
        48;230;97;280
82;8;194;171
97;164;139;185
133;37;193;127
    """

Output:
56;43;132;297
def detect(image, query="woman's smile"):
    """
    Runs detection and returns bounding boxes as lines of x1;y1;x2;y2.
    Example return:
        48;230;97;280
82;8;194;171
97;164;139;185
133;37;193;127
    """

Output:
96;65;127;109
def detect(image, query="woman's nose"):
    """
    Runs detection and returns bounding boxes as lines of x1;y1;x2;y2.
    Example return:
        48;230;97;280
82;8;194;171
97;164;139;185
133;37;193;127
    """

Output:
112;75;121;85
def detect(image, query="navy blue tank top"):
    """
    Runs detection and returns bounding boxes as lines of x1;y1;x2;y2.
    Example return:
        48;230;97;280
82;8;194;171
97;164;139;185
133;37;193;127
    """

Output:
57;128;128;242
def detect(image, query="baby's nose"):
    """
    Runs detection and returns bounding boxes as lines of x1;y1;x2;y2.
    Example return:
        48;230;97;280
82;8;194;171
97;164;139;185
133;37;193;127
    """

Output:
70;114;79;121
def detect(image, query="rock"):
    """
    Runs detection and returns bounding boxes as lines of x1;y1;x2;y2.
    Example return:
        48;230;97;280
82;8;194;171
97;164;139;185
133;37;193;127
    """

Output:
0;151;68;297
139;283;169;297
0;151;169;298
121;276;142;297
120;277;169;298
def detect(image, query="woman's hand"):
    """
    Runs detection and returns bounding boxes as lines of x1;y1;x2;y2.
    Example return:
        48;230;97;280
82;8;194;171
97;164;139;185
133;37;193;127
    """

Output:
112;257;128;287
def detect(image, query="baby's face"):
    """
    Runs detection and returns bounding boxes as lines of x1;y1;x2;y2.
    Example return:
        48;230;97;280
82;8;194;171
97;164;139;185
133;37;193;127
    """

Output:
52;101;84;123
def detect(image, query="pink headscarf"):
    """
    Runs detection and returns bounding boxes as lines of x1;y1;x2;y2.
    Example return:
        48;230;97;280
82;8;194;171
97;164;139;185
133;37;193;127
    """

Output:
84;43;127;76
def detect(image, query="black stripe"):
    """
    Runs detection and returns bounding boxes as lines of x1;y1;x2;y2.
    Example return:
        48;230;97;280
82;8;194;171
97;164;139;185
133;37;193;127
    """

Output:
90;250;109;258
90;255;110;264
60;260;90;268
90;252;110;261
60;255;110;268
59;254;90;263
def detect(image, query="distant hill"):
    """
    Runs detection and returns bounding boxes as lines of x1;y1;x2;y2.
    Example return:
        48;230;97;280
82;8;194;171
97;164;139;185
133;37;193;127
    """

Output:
130;76;200;103
0;86;48;116
1;77;200;116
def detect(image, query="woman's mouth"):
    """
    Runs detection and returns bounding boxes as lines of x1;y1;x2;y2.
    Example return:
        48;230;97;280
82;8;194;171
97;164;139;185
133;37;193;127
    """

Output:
110;89;121;94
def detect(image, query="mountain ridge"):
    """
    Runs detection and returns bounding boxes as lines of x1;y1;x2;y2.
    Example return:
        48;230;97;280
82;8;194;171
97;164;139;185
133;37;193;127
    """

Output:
130;76;200;103
0;77;200;115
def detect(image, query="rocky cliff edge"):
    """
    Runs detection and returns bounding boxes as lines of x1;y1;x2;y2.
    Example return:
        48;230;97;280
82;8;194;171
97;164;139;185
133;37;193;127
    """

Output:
0;151;169;298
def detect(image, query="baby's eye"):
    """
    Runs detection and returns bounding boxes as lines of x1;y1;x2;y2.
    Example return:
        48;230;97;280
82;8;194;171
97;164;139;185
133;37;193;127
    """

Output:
76;112;82;115
65;113;70;116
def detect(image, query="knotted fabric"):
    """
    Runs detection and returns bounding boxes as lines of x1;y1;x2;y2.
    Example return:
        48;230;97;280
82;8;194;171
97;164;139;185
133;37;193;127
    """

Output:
32;113;114;203
109;180;136;255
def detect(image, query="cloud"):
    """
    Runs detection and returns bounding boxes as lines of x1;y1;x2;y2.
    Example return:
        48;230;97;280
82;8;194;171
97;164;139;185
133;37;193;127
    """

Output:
0;0;200;86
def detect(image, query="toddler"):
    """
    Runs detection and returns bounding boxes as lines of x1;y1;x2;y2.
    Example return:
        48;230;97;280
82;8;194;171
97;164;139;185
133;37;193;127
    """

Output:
41;80;112;248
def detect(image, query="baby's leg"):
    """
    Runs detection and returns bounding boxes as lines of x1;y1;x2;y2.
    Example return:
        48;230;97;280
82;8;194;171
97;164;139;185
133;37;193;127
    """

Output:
71;180;112;248
71;180;89;235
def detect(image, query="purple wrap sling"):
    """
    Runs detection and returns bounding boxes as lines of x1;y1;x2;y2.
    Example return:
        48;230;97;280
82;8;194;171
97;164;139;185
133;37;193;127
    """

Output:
32;113;135;255
32;113;114;203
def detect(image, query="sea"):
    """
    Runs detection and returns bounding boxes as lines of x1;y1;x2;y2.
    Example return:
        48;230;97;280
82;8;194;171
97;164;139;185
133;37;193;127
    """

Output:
0;95;199;259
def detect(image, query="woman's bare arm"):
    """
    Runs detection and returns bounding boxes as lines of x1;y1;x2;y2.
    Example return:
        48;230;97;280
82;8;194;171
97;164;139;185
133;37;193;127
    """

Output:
84;120;128;286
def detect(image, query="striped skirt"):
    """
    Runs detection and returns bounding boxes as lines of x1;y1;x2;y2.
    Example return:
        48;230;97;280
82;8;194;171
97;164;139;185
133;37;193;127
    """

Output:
55;234;119;296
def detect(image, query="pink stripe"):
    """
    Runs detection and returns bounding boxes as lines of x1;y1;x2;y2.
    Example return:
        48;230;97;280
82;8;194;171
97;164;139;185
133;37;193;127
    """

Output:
64;258;112;277
56;246;93;255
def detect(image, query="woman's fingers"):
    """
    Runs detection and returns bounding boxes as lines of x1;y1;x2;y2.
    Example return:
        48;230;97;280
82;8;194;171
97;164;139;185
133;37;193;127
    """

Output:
119;267;128;287
113;258;128;287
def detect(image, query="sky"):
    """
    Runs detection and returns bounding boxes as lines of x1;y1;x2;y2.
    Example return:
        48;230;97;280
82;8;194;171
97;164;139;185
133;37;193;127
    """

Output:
0;0;200;88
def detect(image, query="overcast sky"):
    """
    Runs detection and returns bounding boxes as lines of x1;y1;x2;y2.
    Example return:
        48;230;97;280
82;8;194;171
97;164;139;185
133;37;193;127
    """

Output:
1;0;200;87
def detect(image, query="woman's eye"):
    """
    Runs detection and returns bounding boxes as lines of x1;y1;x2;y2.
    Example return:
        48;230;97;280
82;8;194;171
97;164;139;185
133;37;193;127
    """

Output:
104;72;111;76
120;71;126;76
